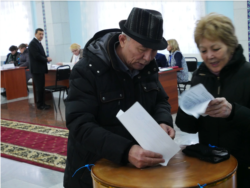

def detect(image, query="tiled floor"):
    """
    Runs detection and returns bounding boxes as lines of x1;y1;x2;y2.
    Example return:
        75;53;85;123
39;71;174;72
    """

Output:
1;85;198;188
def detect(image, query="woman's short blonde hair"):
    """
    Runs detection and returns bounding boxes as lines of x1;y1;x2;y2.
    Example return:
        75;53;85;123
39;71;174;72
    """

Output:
70;43;81;51
167;39;180;53
194;13;238;54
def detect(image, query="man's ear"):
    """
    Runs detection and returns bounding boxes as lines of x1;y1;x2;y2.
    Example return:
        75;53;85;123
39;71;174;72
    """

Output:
119;34;127;48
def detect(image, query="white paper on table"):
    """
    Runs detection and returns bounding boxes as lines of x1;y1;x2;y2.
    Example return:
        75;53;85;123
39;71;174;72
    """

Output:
159;67;173;72
116;102;180;166
2;64;15;69
62;62;74;69
179;84;214;119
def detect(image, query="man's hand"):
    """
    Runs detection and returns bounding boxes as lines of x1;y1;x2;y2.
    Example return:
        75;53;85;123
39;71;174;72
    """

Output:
205;97;232;118
128;145;165;168
47;57;52;62
160;123;175;139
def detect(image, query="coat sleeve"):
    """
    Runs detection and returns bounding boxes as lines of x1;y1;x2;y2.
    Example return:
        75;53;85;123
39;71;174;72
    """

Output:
19;52;30;68
28;42;47;63
230;103;250;131
65;64;133;165
175;72;200;133
152;78;173;127
4;53;10;64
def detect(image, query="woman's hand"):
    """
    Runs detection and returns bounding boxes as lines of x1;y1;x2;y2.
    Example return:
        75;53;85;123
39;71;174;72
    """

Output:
56;62;63;65
159;123;175;139
205;97;232;118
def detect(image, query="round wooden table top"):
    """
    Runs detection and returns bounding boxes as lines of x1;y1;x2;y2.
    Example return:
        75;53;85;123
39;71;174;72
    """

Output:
91;149;238;188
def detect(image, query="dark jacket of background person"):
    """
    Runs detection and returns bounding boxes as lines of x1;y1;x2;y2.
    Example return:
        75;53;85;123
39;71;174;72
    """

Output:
155;53;168;67
176;45;250;187
4;52;20;66
19;48;30;68
168;51;189;82
28;38;48;74
64;29;173;188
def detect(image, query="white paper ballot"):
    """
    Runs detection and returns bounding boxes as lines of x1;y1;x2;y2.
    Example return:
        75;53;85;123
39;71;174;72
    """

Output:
116;102;180;166
179;84;214;118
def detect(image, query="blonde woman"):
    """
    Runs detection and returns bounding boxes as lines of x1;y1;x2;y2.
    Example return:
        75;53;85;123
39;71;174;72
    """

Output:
176;13;250;187
57;43;83;65
167;39;189;82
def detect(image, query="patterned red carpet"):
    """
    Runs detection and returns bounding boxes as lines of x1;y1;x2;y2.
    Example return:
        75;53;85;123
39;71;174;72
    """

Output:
1;119;68;172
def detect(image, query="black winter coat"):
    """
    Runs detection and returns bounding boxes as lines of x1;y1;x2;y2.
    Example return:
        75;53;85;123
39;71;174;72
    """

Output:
64;29;173;188
176;45;250;187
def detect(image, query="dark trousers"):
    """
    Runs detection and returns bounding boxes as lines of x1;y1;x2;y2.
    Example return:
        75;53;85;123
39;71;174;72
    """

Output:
32;73;45;107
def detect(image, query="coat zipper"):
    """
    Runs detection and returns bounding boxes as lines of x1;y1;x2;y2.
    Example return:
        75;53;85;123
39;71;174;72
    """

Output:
217;76;220;96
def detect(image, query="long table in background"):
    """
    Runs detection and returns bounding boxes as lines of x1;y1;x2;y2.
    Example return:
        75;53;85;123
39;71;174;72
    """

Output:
33;68;181;114
1;67;28;100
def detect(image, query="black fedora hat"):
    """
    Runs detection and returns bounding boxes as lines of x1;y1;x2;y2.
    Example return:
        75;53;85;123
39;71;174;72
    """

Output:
119;7;167;50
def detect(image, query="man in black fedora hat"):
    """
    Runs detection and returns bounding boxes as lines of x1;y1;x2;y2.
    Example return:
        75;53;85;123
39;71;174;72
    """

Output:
64;7;174;188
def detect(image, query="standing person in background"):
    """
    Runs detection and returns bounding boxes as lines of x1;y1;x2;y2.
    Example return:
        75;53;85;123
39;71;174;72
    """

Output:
4;45;20;66
57;43;83;66
29;28;52;110
167;39;189;82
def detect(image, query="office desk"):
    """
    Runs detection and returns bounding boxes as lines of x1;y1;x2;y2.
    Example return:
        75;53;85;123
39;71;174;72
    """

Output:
159;68;182;114
34;68;180;114
1;67;28;100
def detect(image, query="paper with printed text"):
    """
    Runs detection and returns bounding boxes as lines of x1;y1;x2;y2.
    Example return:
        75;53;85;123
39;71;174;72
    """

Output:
179;84;214;118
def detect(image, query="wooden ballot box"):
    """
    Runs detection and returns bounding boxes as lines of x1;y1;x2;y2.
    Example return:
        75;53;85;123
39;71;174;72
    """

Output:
91;149;237;188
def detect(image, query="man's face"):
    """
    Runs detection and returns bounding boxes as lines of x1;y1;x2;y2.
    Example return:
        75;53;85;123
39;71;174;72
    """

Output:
11;50;17;55
119;35;157;70
35;31;44;41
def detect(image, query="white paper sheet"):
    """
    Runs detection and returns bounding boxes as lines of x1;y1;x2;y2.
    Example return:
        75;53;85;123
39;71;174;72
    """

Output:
116;102;180;166
159;67;173;72
1;64;15;69
179;84;214;118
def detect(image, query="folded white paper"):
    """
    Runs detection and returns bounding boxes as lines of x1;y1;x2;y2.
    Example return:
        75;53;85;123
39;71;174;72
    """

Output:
116;102;180;166
179;84;214;118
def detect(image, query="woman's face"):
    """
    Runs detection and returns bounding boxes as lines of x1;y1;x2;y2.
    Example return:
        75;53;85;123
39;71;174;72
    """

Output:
199;38;231;75
72;49;80;55
19;48;25;54
167;43;172;52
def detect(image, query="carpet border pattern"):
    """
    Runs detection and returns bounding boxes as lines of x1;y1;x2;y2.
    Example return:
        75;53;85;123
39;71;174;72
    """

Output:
1;119;68;138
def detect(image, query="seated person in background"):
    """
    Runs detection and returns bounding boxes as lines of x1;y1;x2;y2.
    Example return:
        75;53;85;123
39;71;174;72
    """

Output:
57;43;83;66
175;13;250;187
1;45;21;96
18;43;32;84
4;45;20;66
167;39;189;82
18;43;29;68
155;53;168;67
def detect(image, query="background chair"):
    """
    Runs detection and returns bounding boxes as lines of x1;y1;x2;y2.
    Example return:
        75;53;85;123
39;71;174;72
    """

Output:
45;65;70;112
177;57;198;94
